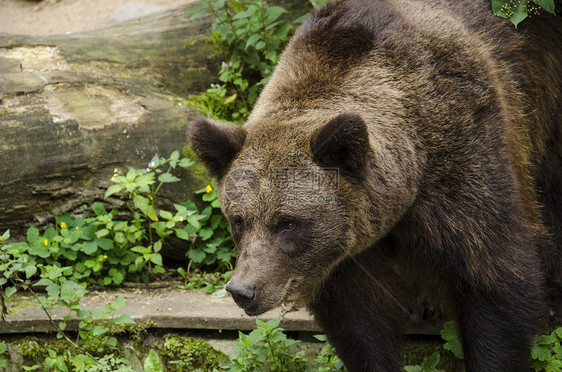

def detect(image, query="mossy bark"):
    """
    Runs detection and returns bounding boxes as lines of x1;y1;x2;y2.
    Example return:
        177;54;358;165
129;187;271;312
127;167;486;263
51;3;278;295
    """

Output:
0;5;218;240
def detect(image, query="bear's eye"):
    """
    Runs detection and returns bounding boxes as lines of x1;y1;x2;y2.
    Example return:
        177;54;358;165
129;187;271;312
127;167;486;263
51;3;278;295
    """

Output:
231;217;244;234
281;222;296;232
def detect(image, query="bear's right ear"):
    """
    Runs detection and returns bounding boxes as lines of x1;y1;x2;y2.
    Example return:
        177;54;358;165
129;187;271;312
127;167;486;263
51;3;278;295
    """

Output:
188;118;247;179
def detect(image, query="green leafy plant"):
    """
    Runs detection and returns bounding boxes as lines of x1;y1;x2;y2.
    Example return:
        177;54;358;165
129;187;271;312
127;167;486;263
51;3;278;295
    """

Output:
492;0;557;27
403;352;445;372
0;150;235;371
227;317;307;371
180;180;236;270
177;268;233;297
530;327;562;372
1;255;135;371
187;0;306;122
313;334;345;371
144;349;165;372
2;151;234;291
403;321;462;372
440;321;464;360
75;354;133;372
0;341;7;368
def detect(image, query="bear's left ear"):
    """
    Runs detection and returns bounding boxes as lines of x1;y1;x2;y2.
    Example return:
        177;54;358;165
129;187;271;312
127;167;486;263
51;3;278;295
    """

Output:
310;112;370;172
189;118;247;179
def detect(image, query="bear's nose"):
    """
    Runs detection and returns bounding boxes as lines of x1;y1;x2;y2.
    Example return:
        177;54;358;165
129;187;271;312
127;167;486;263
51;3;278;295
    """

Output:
226;280;255;307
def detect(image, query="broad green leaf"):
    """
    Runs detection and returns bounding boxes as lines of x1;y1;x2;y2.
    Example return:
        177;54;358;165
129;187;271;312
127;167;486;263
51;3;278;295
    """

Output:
158;173;181;183
404;366;422;372
178;158;196;168
230;0;247;12
96;238;113;251
27;227;39;244
92;325;110;336
271;23;292;39
153;240;162;253
134;195;158;221
187;216;201;230
114;232;125;244
104;184;124;199
81;241;98;254
247;328;267;345
1;230;9;240
92;202;108;217
547;359;562;371
217;249;235;263
135;174;156;189
109;269;124;285
188;248;206;263
159;210;173;220
441;321;464;359
144;349;164;372
4;286;16;298
245;33;261;49
149;253;163;266
131;246;149;254
510;4;528;28
535;0;556;13
199;228;213;241
95;229;109;238
424;351;441;369
536;334;557;345
113;313;135;325
492;0;507;13
175;228;190;240
149;153;160;168
61;281;88;301
232;9;253;20
532;344;552;361
25;264;37;279
107;337;118;347
265;6;287;23
264;316;281;329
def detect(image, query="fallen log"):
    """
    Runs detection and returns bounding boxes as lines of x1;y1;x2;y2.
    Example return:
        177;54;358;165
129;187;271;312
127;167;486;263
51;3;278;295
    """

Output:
0;5;218;240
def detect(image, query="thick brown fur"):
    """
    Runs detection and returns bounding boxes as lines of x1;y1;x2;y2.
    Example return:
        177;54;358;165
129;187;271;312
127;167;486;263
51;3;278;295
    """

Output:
189;0;562;371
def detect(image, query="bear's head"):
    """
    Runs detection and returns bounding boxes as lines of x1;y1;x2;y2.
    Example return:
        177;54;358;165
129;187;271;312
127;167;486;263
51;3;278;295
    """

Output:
189;111;419;315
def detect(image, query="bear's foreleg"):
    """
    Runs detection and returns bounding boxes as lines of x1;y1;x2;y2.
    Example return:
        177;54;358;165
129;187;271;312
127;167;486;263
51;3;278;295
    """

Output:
308;243;407;372
454;269;544;372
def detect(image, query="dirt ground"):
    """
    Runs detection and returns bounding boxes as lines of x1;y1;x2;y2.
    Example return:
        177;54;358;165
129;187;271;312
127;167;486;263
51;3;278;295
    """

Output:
0;0;196;35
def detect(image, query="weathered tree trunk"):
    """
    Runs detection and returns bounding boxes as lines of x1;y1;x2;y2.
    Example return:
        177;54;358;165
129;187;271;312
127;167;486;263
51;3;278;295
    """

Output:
0;5;218;239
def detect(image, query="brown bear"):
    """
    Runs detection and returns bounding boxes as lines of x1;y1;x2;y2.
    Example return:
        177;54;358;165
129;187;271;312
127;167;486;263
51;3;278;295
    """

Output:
189;0;562;370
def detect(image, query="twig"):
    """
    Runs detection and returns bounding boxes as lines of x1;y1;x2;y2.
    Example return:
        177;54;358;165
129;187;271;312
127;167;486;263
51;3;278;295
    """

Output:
26;286;99;362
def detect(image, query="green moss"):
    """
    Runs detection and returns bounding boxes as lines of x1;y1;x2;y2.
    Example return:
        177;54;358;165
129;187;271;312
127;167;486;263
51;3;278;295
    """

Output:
0;108;9;118
156;334;227;371
107;318;155;347
4;296;38;315
16;336;43;361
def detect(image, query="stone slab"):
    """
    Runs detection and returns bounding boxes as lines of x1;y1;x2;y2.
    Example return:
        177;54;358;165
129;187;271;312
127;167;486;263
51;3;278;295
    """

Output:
0;287;321;334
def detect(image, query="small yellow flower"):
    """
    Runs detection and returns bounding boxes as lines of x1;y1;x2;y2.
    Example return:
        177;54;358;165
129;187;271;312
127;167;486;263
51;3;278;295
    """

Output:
60;222;67;229
43;239;49;246
206;184;213;193
103;255;108;259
